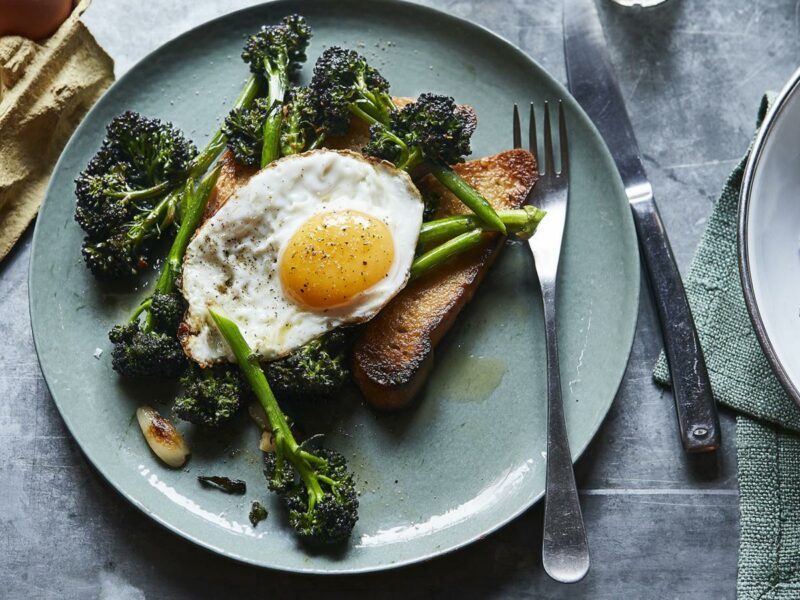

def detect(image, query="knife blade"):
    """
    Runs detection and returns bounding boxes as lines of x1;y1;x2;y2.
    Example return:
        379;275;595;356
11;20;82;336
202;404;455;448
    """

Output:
563;0;721;453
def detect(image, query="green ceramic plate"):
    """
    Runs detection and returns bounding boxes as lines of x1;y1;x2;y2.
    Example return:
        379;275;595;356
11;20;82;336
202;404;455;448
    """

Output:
29;0;639;574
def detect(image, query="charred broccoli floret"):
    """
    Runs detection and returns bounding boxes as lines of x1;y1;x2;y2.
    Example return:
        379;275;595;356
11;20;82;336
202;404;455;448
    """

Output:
225;84;337;164
150;291;187;334
81;231;145;280
241;14;311;79
174;363;246;427
280;86;328;156
230;14;312;167
267;447;358;542
76;35;271;280
364;93;475;170
109;169;221;378
310;46;394;133
102;110;198;184
109;318;187;378
75;112;197;279
222;97;272;167
264;330;351;399
362;93;506;234
74;163;143;239
210;310;359;544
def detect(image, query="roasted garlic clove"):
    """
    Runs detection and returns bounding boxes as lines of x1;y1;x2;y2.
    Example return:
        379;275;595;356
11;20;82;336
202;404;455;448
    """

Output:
259;430;275;452
136;406;190;468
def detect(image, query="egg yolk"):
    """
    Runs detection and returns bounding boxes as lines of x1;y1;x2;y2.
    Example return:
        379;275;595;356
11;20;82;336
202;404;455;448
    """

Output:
280;210;395;309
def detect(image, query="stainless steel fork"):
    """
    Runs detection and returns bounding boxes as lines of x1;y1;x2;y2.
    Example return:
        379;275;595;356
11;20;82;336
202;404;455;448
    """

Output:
514;101;590;583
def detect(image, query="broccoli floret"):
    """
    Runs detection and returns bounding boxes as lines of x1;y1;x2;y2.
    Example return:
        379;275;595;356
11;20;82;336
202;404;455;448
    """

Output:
241;15;311;79
310;46;394;132
222;98;271;167
81;232;145;280
249;501;269;526
74;163;140;238
103;111;197;184
109;167;221;378
263;449;296;494
277;447;358;542
361;93;507;234
150;291;187;335
231;15;311;167
109;321;187;378
225;85;335;163
174;363;246;427
309;47;396;142
280;86;326;156
364;93;474;170
210;311;359;544
74;112;197;280
108;290;188;378
264;330;351;399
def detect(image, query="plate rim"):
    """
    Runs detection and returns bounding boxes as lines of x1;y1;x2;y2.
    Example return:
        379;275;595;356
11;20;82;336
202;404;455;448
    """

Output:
738;66;800;409
29;0;640;574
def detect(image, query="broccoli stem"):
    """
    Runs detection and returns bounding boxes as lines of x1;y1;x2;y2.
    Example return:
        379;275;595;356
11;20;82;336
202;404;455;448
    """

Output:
192;75;261;175
209;310;322;504
128;298;152;323
154;165;222;296
107;181;172;201
126;189;181;244
209;309;293;443
307;134;325;151
354;74;393;124
355;113;506;233
348;103;379;126
418;206;545;246
426;162;508;234
260;66;288;167
136;166;221;333
409;228;484;280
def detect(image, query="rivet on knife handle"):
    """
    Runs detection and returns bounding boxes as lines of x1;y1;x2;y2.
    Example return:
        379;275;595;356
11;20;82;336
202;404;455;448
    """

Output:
630;199;720;453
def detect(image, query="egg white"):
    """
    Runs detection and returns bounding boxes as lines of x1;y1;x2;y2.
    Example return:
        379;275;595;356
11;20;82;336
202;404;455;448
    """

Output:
180;149;424;364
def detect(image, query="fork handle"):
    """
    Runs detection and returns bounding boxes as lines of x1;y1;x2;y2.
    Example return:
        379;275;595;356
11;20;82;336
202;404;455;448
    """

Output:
540;283;590;584
631;197;721;453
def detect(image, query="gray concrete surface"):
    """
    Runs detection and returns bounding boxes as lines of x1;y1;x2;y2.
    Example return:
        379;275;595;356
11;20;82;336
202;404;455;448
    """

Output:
3;0;798;598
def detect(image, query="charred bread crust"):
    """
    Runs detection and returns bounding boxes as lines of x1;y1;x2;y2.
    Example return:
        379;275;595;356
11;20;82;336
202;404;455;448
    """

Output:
352;149;538;410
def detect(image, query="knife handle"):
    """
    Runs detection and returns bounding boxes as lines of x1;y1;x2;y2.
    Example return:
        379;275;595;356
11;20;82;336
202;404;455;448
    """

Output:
630;197;721;453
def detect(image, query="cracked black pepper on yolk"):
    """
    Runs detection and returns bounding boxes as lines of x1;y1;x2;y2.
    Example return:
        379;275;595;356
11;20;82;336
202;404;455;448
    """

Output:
279;209;394;309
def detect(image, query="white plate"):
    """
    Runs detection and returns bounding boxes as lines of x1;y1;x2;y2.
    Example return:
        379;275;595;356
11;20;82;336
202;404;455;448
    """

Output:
740;67;800;404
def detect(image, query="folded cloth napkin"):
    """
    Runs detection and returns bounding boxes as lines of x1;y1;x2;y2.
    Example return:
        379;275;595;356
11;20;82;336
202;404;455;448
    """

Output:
0;0;113;262
654;94;800;599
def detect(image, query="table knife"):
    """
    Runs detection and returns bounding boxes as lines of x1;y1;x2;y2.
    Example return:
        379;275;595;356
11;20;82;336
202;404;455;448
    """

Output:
563;0;720;452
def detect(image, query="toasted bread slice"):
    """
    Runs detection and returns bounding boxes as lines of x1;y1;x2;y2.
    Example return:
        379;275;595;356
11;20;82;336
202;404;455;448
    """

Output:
352;149;538;410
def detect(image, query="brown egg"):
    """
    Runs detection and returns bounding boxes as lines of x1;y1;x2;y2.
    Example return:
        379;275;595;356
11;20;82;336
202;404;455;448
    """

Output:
0;0;73;41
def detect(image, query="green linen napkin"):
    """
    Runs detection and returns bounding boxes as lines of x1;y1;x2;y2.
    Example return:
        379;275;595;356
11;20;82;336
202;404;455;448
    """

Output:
653;94;800;599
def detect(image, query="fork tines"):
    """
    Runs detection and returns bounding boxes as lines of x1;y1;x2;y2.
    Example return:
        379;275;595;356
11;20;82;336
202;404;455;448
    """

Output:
512;101;567;178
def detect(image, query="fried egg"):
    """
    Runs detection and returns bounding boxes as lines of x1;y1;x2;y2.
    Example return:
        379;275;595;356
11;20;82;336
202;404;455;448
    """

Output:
180;149;424;364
